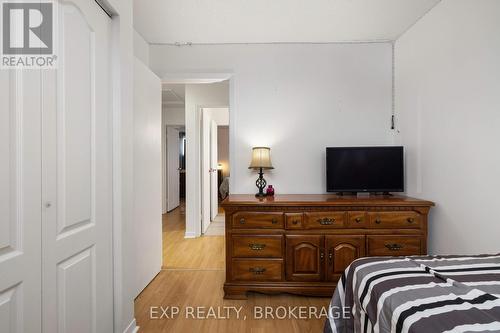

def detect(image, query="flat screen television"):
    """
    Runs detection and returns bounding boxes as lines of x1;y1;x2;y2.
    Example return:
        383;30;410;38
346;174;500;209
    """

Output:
326;146;404;193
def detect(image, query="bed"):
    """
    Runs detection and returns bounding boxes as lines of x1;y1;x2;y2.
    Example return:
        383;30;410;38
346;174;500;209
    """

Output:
219;176;229;199
324;254;500;333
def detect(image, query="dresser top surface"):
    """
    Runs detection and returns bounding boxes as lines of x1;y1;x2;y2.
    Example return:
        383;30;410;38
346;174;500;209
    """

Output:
221;194;434;207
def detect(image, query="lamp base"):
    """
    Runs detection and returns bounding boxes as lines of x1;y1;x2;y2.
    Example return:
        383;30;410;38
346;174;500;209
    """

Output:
255;167;267;197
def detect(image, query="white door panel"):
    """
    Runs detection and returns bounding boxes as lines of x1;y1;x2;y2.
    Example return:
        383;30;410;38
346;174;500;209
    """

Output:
210;121;218;220
41;1;113;332
201;112;211;233
0;69;42;333
166;127;180;211
0;1;113;332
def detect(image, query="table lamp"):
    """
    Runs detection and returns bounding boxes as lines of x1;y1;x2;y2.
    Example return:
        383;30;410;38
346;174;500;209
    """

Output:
248;147;274;197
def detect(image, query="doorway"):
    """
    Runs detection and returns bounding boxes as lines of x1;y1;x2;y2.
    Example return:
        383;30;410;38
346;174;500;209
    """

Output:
161;79;230;239
201;108;229;235
162;83;186;214
160;79;229;273
165;126;185;212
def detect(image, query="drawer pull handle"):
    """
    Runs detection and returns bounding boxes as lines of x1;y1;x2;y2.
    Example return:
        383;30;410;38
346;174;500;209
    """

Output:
249;243;266;251
292;220;299;225
249;267;266;275
407;217;415;223
320;252;325;260
328;252;333;263
385;243;404;251
375;219;382;224
239;218;245;224
271;218;278;224
355;217;362;223
317;217;335;225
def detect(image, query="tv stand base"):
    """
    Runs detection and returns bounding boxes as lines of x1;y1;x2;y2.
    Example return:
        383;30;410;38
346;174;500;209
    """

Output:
336;191;394;196
336;192;357;196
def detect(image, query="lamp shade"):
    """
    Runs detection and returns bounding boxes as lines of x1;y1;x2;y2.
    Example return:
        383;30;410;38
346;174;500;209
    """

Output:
248;147;274;169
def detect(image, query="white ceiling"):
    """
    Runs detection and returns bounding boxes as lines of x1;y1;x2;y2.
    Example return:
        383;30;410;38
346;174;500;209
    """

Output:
162;84;185;107
134;0;441;44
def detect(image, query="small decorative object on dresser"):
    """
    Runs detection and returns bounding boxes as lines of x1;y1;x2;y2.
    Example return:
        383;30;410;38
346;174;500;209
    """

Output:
266;185;275;196
221;194;434;299
248;147;274;197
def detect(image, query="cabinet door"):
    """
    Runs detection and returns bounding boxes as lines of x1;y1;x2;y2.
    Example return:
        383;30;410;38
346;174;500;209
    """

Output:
325;235;365;282
286;235;324;281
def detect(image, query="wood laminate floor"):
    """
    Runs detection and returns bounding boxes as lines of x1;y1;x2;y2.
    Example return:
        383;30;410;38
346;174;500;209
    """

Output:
161;203;225;270
134;202;331;333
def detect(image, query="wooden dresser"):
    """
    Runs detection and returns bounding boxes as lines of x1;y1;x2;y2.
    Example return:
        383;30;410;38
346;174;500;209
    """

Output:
221;194;434;299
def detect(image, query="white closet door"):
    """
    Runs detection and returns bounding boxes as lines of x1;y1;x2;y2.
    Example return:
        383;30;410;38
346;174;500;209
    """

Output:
41;1;113;332
0;70;42;332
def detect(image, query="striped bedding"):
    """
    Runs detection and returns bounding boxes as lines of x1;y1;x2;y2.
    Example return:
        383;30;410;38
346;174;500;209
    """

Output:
324;254;500;333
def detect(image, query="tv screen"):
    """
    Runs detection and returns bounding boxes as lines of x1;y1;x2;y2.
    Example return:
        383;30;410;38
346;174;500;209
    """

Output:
326;146;404;193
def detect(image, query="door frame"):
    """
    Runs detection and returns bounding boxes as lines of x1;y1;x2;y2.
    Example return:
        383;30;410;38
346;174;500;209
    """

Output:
164;125;182;212
159;74;233;239
200;107;227;234
200;109;211;233
209;120;219;221
108;5;141;333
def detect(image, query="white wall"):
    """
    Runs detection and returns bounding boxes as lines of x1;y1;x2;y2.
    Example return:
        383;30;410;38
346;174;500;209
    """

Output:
395;0;500;254
206;107;229;126
150;43;394;198
133;30;150;66
162;106;185;125
132;59;162;297
185;82;229;237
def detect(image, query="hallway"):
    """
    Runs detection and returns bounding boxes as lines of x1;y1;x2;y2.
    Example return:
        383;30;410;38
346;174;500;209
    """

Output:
204;208;225;236
161;203;224;269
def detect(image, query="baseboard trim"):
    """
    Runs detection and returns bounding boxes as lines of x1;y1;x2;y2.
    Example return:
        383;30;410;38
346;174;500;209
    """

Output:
184;231;197;239
123;318;139;333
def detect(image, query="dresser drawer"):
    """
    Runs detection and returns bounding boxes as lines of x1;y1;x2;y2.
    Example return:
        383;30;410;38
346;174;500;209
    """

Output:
232;235;283;258
367;236;422;256
347;211;368;228
368;211;422;229
231;259;283;281
285;213;303;229
232;212;284;229
303;212;346;229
